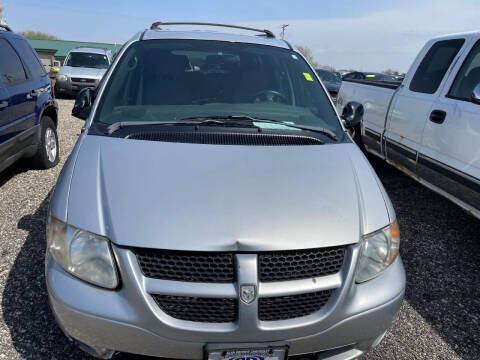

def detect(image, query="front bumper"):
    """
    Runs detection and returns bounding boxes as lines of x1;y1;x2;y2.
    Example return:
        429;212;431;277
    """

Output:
46;244;405;359
54;78;98;95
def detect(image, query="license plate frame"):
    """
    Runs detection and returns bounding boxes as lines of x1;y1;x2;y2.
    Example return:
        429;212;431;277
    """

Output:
206;345;288;360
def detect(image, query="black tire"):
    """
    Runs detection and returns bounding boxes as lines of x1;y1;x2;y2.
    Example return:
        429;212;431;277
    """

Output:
31;116;59;169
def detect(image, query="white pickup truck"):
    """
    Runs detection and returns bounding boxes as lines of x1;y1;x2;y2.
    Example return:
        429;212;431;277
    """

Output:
337;31;480;219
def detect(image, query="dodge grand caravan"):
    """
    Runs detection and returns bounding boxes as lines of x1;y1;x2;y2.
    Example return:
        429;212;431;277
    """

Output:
47;22;406;360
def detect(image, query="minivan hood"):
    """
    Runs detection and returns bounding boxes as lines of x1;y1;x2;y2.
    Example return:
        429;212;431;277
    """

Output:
66;135;392;251
58;66;106;78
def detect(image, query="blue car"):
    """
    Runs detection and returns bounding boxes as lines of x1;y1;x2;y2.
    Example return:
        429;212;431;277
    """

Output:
0;25;59;174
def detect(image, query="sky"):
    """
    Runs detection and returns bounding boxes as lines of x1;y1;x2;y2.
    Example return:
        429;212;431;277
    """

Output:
3;0;480;72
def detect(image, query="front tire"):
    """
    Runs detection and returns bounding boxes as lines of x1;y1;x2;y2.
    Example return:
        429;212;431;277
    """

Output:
31;116;59;169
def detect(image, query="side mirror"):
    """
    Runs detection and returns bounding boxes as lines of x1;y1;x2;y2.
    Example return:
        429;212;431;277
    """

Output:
341;102;364;128
72;88;92;120
472;83;480;105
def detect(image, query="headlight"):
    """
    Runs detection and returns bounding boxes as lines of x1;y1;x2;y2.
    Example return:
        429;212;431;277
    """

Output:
47;216;119;289
56;74;68;81
356;220;400;283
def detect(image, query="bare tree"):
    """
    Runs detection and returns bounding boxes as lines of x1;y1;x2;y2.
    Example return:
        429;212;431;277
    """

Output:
383;69;400;76
0;0;6;26
18;31;59;40
318;65;336;72
295;45;319;68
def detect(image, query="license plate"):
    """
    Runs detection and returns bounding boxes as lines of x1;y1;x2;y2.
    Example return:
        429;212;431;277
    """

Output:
207;347;287;360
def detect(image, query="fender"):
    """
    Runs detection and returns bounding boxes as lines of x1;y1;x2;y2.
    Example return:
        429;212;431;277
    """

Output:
38;98;59;127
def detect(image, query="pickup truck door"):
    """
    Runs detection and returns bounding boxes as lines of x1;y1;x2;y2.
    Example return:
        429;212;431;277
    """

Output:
384;38;466;174
418;37;480;212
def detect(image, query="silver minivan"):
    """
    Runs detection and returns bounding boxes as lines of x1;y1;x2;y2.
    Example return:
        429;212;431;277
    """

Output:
47;23;405;360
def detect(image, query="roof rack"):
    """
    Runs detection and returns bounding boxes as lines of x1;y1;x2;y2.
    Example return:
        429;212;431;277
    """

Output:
0;24;12;32
71;46;110;51
150;22;275;38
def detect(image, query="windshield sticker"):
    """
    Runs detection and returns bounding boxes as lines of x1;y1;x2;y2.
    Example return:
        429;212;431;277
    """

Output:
303;72;314;81
291;54;298;60
253;122;301;131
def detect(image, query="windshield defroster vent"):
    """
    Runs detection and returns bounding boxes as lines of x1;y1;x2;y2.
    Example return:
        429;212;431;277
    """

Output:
126;131;324;146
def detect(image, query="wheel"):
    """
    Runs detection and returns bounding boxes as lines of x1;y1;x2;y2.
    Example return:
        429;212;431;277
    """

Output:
31;116;59;169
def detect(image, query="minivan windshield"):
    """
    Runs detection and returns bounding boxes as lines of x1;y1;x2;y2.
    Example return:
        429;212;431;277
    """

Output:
94;40;342;139
65;52;109;69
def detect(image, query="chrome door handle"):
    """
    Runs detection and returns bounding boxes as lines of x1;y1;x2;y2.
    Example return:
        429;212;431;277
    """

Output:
0;100;8;109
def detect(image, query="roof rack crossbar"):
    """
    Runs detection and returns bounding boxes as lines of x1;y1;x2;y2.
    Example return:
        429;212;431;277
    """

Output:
150;22;275;38
69;46;111;53
0;24;12;32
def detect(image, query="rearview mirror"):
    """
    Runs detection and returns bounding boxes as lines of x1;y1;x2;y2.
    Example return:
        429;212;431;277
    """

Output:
341;102;364;129
472;83;480;105
72;88;92;120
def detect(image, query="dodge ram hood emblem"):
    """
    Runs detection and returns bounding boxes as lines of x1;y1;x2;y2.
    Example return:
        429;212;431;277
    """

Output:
240;284;256;304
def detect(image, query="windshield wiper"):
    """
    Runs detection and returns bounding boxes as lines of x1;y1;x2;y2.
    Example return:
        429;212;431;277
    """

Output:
106;121;190;134
181;115;338;141
105;118;256;135
106;116;338;142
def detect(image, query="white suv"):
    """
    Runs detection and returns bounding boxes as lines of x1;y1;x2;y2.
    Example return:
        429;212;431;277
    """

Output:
55;47;112;96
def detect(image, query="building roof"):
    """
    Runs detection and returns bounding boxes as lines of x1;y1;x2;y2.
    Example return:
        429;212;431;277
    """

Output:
27;39;122;58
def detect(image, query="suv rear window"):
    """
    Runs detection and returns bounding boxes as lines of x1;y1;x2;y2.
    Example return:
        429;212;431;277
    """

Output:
94;39;342;139
12;38;46;77
409;39;464;94
0;38;28;86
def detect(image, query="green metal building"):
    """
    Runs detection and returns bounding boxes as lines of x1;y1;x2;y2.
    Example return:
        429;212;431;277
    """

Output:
27;39;122;72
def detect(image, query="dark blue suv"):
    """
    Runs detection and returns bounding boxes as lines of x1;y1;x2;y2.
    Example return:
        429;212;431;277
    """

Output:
0;25;59;173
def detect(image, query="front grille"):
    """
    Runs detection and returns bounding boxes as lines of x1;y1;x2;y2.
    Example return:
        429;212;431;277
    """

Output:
152;295;236;323
259;290;334;321
134;249;234;283
127;131;324;146
71;77;96;83
259;246;345;282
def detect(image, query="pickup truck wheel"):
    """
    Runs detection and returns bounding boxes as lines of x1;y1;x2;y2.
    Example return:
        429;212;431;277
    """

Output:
31;116;59;169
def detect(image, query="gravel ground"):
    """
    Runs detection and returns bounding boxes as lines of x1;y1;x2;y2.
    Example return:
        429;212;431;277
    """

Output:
0;99;479;359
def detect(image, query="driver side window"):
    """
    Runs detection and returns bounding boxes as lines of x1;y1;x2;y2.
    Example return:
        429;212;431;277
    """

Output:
448;40;480;102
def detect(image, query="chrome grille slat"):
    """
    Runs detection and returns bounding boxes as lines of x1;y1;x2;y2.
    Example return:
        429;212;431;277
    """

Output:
71;77;96;83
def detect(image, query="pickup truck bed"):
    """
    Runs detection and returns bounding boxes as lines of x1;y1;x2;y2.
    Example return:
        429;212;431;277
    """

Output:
337;31;480;219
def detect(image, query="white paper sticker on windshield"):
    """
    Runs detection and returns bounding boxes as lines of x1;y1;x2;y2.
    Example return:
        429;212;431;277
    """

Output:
253;122;301;131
